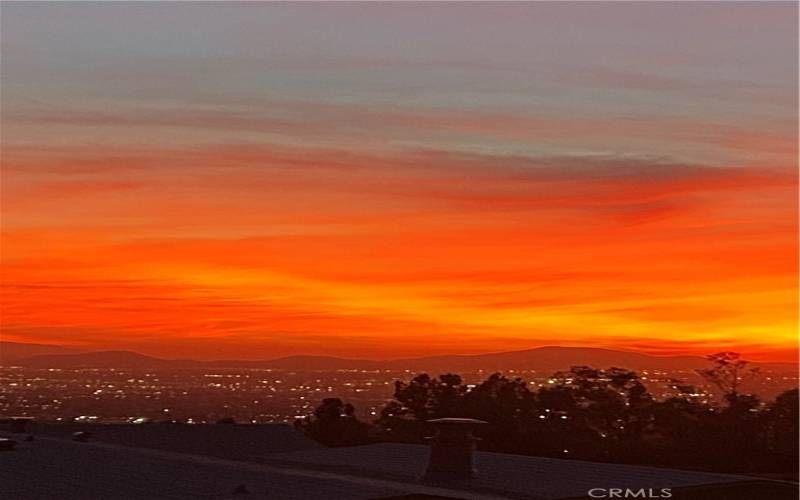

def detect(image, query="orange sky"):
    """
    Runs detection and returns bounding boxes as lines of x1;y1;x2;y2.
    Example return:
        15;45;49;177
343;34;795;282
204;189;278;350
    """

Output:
1;3;798;361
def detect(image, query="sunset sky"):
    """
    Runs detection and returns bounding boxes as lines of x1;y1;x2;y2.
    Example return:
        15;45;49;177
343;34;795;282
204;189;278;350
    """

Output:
1;3;797;361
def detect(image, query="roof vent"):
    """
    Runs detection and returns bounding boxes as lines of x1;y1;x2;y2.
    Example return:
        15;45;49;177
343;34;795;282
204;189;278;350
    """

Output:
72;431;92;442
423;418;487;481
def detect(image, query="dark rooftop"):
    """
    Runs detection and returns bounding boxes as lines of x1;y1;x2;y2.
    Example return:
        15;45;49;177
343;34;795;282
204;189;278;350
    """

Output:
31;422;321;462
1;424;796;500
0;432;495;500
264;443;798;499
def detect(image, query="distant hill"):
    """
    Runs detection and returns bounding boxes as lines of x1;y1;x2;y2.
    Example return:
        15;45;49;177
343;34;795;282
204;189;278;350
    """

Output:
15;351;378;371
207;355;381;371
6;342;797;373
18;350;204;369
0;341;82;364
386;346;715;372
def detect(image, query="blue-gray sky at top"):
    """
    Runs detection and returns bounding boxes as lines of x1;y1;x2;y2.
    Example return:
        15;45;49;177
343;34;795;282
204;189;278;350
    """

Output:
2;2;796;161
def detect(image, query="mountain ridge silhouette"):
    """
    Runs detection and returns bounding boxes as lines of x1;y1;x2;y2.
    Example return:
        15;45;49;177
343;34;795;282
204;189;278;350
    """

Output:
2;341;795;371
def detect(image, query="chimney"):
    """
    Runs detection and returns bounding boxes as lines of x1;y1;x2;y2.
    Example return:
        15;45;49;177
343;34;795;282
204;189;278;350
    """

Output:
423;418;487;481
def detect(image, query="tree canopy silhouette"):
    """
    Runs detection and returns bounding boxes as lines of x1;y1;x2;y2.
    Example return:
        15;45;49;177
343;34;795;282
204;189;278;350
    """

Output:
299;353;798;474
294;397;370;447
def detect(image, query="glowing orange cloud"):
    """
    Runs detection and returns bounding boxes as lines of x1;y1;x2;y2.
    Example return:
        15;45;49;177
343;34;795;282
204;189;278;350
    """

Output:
1;2;797;364
1;140;796;361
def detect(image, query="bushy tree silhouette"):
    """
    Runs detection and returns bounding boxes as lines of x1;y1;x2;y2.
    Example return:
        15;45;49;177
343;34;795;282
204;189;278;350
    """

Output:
295;397;370;447
764;388;799;471
303;353;797;473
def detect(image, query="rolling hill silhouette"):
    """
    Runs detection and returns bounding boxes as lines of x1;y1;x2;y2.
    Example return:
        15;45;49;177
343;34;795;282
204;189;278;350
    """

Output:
13;350;205;369
389;346;726;372
0;341;82;363
4;341;795;372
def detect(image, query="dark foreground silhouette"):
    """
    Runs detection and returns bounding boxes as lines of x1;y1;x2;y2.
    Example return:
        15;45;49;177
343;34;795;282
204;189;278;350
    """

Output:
297;353;798;475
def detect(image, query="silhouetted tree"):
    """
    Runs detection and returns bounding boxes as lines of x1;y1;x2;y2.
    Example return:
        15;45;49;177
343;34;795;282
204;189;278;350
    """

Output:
313;353;797;473
295;398;370;447
375;373;468;443
540;366;657;461
697;352;760;403
390;373;467;420
649;391;712;466
763;388;799;471
461;373;535;453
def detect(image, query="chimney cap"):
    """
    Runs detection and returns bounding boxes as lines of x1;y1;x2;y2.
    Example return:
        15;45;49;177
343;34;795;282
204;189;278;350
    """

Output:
426;418;487;425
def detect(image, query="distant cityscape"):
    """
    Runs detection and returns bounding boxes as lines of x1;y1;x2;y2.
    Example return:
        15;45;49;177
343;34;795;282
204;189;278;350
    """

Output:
2;364;796;424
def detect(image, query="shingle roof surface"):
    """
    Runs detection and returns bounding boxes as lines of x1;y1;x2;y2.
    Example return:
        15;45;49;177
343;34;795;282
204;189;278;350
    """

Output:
265;443;755;499
0;434;448;500
1;428;781;500
33;422;321;461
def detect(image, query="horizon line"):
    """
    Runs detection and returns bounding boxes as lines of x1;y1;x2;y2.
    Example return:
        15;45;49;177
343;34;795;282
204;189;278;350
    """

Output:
4;341;797;365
